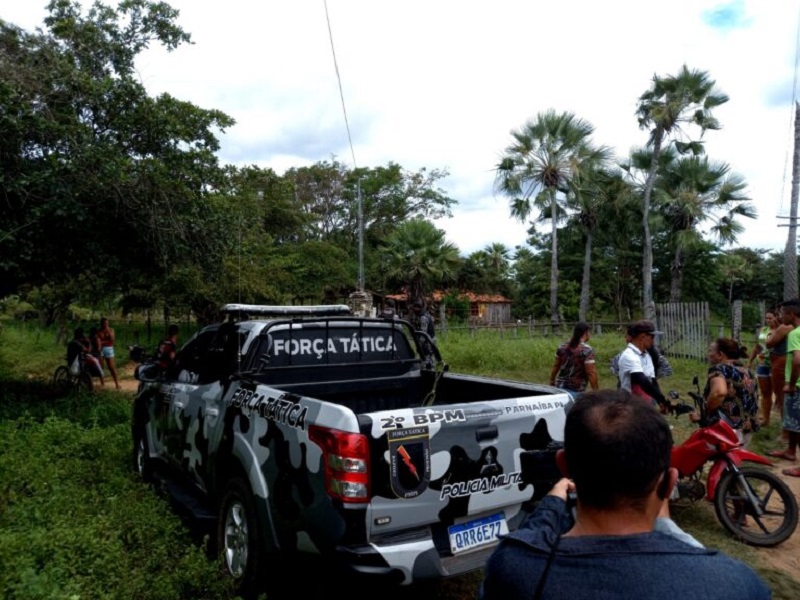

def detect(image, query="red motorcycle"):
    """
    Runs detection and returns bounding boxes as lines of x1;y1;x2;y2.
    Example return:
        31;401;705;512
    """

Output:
668;377;798;547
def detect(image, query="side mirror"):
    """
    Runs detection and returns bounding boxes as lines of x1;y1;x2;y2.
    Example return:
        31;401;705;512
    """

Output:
134;363;160;383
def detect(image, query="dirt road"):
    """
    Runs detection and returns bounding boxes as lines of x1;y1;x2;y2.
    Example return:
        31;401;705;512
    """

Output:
756;464;800;575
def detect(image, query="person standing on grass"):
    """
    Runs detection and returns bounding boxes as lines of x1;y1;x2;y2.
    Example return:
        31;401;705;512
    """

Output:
767;303;794;422
749;310;777;426
97;317;120;389
616;320;670;412
695;338;759;446
767;300;800;473
549;322;598;398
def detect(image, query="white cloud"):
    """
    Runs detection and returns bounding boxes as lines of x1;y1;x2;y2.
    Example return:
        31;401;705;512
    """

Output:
4;0;800;254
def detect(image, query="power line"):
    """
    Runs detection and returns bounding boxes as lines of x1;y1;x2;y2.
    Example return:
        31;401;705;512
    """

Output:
323;0;358;170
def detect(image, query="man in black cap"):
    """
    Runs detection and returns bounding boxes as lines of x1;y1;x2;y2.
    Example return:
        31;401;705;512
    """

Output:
617;320;669;411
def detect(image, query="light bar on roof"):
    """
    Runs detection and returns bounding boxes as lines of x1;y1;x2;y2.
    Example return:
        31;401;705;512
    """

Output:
221;304;352;317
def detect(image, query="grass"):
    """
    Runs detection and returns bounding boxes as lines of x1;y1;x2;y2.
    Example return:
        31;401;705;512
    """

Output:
1;320;799;599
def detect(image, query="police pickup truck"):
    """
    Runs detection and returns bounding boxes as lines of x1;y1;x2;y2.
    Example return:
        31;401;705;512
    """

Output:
131;304;571;598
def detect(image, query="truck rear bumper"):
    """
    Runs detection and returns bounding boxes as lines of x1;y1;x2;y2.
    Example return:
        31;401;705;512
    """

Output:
335;538;496;585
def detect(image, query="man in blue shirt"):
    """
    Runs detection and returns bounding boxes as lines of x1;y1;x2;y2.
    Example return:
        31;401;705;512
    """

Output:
479;389;770;600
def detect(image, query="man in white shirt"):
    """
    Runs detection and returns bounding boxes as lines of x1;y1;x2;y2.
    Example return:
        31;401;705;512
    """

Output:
618;320;669;411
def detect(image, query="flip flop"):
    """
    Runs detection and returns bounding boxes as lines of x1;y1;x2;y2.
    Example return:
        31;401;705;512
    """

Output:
782;467;800;477
767;450;797;461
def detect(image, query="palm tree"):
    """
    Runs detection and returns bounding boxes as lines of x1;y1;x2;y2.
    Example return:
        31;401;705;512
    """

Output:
656;155;755;301
718;252;753;304
566;168;633;321
482;243;511;276
379;218;461;306
495;109;609;325
635;65;729;317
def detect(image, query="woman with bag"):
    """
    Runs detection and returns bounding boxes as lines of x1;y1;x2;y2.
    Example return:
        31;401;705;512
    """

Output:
549;322;599;399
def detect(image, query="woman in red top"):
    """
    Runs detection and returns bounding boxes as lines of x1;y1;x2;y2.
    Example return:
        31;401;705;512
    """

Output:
97;317;120;389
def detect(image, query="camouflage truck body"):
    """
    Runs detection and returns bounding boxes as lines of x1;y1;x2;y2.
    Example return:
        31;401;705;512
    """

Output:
131;304;570;597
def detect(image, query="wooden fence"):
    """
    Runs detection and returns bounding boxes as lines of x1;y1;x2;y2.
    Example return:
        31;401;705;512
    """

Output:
654;302;710;361
438;301;757;363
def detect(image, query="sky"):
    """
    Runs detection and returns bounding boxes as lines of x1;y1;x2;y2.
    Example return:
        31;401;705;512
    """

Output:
4;0;800;256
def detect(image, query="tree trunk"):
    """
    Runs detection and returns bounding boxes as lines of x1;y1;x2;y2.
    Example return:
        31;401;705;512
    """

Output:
669;245;684;303
642;128;663;319
549;190;559;326
579;230;593;321
785;102;800;301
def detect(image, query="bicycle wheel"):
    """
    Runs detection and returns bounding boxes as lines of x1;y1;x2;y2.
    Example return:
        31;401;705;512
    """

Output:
714;466;799;547
77;370;94;393
53;366;72;392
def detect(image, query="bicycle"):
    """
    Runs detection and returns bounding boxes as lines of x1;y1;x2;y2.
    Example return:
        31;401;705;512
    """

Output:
52;355;95;393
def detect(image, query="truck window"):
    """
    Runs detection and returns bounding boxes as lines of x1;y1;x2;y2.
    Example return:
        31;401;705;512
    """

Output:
256;324;413;367
169;328;218;380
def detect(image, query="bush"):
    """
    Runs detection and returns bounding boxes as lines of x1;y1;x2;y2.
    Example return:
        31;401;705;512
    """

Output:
0;394;234;599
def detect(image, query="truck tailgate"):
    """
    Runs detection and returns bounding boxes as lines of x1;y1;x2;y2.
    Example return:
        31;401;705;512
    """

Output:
360;393;570;543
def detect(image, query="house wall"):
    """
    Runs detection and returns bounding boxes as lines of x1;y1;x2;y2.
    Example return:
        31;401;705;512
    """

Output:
480;303;511;324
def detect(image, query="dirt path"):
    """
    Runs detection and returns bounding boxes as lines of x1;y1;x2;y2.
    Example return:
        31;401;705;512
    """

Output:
754;465;800;575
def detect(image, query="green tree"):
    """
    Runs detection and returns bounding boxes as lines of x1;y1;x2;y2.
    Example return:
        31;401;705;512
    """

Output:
460;243;514;297
0;1;234;312
379;219;461;305
635;65;728;317
495;110;609;325
657;155;755;302
562;167;630;321
284;160;456;294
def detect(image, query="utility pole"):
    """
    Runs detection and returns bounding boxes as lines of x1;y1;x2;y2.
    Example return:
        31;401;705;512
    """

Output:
783;102;800;300
357;178;364;292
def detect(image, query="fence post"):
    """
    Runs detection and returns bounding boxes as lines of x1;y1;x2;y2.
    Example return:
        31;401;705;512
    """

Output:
732;300;742;343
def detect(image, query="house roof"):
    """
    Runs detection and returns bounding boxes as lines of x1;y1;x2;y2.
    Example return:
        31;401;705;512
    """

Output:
385;291;511;304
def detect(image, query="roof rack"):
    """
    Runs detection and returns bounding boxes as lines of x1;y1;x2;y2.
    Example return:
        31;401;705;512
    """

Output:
221;304;353;319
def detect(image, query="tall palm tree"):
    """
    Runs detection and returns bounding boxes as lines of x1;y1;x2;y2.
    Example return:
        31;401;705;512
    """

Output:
566;168;633;321
635;65;728;317
380;218;461;305
656;155;755;301
495;110;609;325
482;243;511;277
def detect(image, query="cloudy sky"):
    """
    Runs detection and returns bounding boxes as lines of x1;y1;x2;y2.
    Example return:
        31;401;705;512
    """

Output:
5;0;800;255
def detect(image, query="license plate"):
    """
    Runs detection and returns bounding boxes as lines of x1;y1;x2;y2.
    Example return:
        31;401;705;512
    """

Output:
448;513;508;554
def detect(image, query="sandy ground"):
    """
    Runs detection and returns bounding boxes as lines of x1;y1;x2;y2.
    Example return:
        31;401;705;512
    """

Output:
753;464;800;575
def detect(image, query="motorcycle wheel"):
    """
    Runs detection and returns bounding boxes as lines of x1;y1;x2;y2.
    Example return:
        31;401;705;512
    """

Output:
714;466;799;547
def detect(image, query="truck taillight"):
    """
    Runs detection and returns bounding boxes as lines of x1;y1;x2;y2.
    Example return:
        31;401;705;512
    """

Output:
309;425;370;503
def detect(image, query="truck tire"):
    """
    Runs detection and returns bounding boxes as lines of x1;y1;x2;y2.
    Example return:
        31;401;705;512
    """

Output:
132;429;153;483
217;478;265;599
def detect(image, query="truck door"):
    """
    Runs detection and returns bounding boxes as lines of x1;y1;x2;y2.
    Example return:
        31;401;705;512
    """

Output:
171;323;248;488
155;328;218;469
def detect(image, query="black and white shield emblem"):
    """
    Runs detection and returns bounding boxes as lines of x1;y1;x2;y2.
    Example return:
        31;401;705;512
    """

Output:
388;426;431;498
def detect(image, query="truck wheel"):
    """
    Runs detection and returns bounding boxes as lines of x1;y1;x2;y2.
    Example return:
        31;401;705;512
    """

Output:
217;478;265;599
133;430;153;483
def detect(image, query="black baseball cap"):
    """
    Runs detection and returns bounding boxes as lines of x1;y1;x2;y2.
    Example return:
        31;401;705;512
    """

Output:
627;320;664;336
